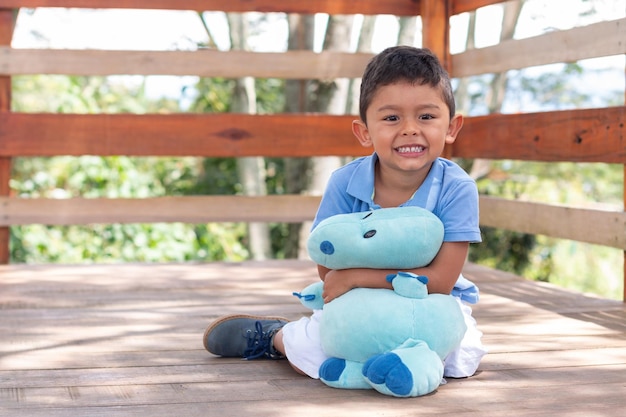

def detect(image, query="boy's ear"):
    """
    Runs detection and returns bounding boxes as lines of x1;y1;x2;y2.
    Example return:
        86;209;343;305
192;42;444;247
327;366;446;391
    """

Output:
352;119;373;147
445;114;464;144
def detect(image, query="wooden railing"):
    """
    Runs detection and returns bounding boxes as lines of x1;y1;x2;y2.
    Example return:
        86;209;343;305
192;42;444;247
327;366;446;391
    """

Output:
0;0;624;299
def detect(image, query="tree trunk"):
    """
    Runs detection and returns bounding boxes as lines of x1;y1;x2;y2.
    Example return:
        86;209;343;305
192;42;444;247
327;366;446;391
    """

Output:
227;13;271;260
296;15;356;259
466;0;525;181
346;15;375;115
282;14;316;259
397;16;417;46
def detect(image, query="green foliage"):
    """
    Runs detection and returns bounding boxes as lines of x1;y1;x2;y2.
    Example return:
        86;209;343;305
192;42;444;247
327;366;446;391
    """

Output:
12;75;180;113
468;159;624;300
11;222;247;263
10;154;250;263
10;75;250;263
469;227;537;276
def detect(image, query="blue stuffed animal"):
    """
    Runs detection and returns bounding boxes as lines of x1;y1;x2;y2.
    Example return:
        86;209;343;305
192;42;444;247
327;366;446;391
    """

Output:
294;207;467;397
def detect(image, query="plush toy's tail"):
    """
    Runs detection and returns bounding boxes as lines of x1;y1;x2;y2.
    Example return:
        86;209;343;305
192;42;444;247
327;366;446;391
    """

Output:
293;281;325;310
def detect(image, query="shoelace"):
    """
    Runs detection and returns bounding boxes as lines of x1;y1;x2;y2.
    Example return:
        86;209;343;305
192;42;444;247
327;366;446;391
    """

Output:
243;321;280;360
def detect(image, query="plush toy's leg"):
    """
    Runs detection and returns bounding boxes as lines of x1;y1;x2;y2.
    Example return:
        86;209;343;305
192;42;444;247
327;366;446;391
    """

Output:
319;357;371;390
362;339;443;397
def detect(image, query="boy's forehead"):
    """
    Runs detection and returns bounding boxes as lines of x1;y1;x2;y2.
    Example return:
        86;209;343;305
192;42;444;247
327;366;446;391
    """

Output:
371;81;446;103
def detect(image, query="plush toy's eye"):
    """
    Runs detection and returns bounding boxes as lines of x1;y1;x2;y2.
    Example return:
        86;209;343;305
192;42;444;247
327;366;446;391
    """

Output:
363;229;376;238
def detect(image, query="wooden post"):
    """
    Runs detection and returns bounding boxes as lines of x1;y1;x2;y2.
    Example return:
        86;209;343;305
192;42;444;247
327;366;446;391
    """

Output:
0;9;15;264
421;0;453;159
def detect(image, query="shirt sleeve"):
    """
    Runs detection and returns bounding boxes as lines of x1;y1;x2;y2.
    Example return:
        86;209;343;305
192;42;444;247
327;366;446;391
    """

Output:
311;171;354;230
436;178;482;243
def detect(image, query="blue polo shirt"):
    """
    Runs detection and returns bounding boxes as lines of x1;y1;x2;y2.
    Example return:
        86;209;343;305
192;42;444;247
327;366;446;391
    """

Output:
312;153;481;243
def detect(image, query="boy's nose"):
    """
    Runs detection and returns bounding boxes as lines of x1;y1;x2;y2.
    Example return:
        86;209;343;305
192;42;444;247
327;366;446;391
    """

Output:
402;120;419;135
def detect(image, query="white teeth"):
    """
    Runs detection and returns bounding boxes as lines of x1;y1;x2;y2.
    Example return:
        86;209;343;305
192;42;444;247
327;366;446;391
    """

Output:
397;146;424;153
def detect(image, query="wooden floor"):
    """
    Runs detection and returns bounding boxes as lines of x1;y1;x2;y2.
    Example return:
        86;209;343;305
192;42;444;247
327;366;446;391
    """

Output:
1;260;625;417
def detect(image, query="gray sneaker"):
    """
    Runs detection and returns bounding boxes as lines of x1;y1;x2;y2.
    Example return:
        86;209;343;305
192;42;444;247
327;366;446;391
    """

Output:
203;314;288;360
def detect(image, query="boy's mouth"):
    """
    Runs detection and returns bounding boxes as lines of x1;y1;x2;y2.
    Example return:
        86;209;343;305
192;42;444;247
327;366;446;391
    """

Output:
396;145;425;153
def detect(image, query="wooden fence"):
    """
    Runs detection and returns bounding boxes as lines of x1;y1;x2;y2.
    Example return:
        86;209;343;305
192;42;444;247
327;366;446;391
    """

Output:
0;0;624;299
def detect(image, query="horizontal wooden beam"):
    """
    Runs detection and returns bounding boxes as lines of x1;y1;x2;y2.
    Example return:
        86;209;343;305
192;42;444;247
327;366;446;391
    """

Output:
479;196;626;250
0;195;322;225
451;0;504;15
1;194;624;250
0;0;422;16
0;0;507;16
453;107;626;163
1;20;621;80
0;113;370;157
2;108;624;163
453;18;626;78
0;48;374;79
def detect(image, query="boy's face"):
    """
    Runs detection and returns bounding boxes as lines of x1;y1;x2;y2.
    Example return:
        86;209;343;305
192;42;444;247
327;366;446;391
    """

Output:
352;81;463;183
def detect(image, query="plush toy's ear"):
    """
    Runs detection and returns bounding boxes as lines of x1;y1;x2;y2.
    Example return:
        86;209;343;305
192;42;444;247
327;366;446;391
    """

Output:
307;207;444;270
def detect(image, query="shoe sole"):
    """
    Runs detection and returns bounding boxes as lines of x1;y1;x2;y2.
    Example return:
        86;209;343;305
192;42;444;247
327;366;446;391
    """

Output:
203;313;290;353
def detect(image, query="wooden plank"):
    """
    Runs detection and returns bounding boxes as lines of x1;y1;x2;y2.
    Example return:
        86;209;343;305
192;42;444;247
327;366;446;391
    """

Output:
0;0;423;16
2;375;624;410
2;194;625;251
0;10;13;265
20;10;624;80
479;196;626;250
0;261;624;417
451;0;504;15
9;360;626;391
0;0;507;15
0;158;10;262
421;0;451;69
0;195;322;225
453;107;626;163
0;113;368;157
452;18;626;78
421;0;452;158
0;48;374;79
1;109;624;162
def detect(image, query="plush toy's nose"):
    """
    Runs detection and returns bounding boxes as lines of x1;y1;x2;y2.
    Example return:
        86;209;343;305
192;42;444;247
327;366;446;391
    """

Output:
319;240;335;255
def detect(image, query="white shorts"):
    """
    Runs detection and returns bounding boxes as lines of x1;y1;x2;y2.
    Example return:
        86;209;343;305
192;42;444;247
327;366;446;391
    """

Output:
282;298;487;379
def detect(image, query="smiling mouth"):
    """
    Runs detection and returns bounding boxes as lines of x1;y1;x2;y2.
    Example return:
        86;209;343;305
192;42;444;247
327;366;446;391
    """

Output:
396;145;425;153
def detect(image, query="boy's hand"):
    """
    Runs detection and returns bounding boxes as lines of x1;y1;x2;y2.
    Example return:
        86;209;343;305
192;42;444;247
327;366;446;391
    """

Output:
321;269;356;303
320;268;395;303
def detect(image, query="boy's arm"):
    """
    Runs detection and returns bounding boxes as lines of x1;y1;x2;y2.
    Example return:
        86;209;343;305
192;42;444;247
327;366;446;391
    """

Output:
318;241;469;302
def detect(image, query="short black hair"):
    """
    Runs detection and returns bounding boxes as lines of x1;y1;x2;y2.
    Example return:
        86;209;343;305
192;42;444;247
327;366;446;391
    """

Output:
359;46;455;123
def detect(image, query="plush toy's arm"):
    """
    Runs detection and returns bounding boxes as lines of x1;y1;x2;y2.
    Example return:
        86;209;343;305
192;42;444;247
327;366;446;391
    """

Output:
293;281;325;310
386;272;429;299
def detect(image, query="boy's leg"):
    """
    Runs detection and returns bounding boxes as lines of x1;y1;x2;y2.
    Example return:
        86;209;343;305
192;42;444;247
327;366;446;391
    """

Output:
279;310;330;379
443;299;487;378
271;329;307;375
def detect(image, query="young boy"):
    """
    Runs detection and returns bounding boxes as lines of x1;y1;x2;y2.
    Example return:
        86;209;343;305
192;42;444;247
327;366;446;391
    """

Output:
203;46;486;379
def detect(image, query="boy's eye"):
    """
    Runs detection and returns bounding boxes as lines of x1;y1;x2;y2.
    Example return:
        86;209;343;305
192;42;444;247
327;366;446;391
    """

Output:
383;115;399;121
419;114;435;120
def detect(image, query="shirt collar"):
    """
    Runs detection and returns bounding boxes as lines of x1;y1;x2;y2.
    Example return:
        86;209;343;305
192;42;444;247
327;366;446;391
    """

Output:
345;153;442;209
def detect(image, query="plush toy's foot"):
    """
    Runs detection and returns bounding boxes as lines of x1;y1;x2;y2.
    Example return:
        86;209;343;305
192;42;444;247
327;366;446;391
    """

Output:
319;358;371;390
362;340;444;397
